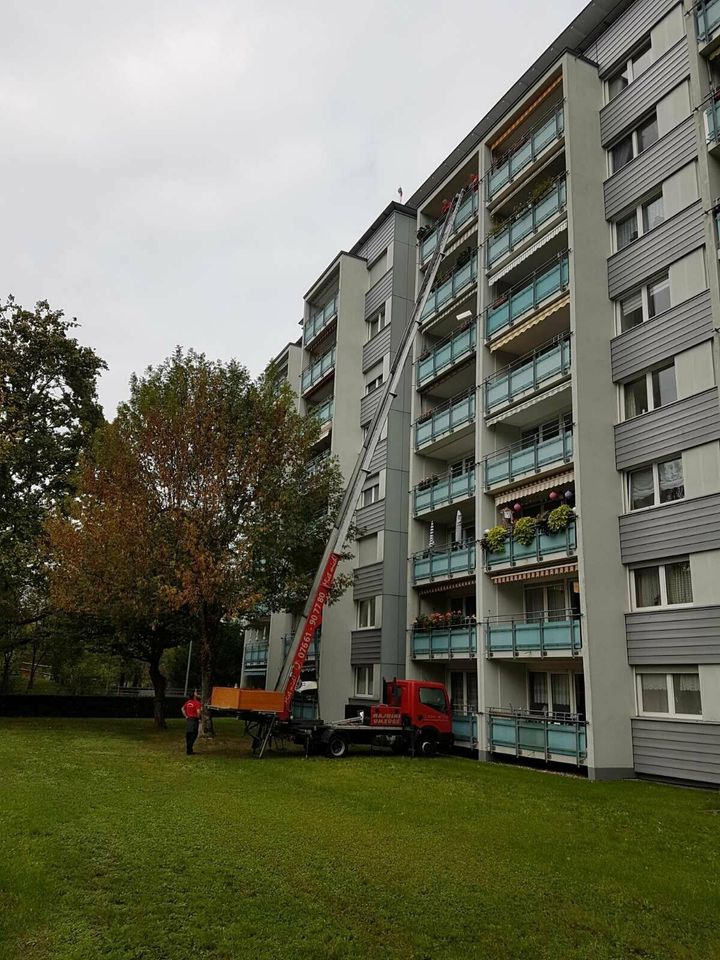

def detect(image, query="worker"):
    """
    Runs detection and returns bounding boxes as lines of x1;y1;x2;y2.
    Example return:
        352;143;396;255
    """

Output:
181;689;202;755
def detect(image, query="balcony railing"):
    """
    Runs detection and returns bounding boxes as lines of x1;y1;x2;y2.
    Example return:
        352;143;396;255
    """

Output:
415;389;475;450
484;520;577;570
244;643;269;670
411;621;477;658
301;346;336;393
291;699;319;721
485;252;570;341
417;323;476;388
704;98;720;146
420;256;477;323
452;712;478;746
487;178;567;267
310;397;334;427
305;296;338;344
487;105;565;200
412;541;476;583
484;430;573;489
413;466;475;515
697;0;720;43
283;634;319;660
488;708;587;763
420;190;480;264
307;450;331;476
485;612;581;657
484;335;571;414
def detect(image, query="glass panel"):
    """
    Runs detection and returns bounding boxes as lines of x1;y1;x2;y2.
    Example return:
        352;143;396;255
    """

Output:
648;275;670;318
529;672;548;713
634;566;661;607
673;674;701;715
629;466;654;509
608;69;629;100
620;289;643;331
551;674;571;714
642;195;664;233
651;364;676;408
637;114;658;154
666;560;693;604
632;44;652;79
658;458;684;504
547;584;566;620
624;377;649;418
641;674;668;713
450;672;465;711
524;587;545;622
617;211;638;250
611;135;634;173
466;672;478;712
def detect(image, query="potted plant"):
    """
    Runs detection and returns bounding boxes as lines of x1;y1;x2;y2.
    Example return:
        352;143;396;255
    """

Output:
512;516;537;546
546;504;574;533
481;525;508;553
417;410;433;424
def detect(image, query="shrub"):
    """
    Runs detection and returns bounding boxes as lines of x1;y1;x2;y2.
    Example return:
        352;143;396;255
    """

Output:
546;504;574;533
483;525;508;553
512;516;537;546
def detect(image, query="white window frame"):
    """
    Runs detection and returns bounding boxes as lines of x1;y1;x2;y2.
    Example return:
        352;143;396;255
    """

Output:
622;361;676;420
361;473;381;507
609;110;658;173
527;669;582;717
615;191;664;252
366;305;388;342
605;40;652;102
354;663;376;698
630;557;694;610
616;271;670;334
635;669;702;720
626;456;685;512
356;597;378;629
450;670;478;714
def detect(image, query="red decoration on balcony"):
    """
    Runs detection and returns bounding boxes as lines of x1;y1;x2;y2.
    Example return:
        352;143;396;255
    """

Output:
549;490;559;501
513;502;522;513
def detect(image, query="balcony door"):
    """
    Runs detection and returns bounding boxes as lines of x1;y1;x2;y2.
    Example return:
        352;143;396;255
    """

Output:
524;582;569;622
528;670;583;718
450;670;478;714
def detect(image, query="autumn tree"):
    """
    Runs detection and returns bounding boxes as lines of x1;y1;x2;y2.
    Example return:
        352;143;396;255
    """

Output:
49;349;350;733
0;297;105;689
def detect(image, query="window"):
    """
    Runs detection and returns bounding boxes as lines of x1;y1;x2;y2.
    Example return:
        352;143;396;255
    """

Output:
618;272;670;332
623;362;676;418
354;664;375;697
615;193;665;251
418;686;448;712
528;670;582;716
364;360;384;395
637;672;702;718
606;42;652;101
356;597;377;629
642;193;664;233
449;456;474;478
450;671;478;714
628;457;684;510
366;305;388;341
520;412;573;448
361;473;380;507
610;111;658;172
632;558;693;608
616;210;639;250
524;582;571;621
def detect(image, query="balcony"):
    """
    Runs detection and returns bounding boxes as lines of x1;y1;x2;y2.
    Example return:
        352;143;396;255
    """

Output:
291;699;318;721
308;450;331;476
696;0;720;45
417;323;476;389
310;397;334;428
244;643;268;673
487;178;567;268
487;105;565;201
488;709;587;764
484;520;577;572
304;295;337;345
483;431;573;490
485;253;569;341
452;712;478;747
484;335;572;417
412;541;476;584
485;613;581;657
301;346;336;394
704;98;720;152
420;256;477;324
415;389;475;451
283;634;319;661
414;466;475;516
420;190;480;265
411;620;477;659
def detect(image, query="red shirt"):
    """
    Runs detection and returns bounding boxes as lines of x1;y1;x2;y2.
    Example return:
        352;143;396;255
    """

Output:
184;698;201;719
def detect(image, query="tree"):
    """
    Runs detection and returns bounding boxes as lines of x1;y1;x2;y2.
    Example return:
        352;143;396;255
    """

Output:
0;297;105;689
49;349;351;733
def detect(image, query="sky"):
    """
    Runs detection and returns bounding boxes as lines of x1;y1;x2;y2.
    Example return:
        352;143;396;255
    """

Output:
1;0;587;415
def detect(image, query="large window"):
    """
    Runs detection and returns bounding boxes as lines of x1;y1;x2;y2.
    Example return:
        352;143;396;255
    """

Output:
628;457;684;510
361;473;380;507
610;111;659;173
615;193;665;251
356;597;378;629
364;360;384;395
528;671;582;717
606;41;652;101
632;558;693;608
450;671;478;714
637;672;702;718
354;664;375;698
623;362;676;419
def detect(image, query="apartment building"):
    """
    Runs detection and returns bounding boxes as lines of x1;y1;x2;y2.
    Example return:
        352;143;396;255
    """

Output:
245;0;720;787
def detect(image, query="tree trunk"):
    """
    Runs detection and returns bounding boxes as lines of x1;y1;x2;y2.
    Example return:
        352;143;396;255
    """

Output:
148;650;168;730
199;607;216;737
26;637;42;692
1;650;12;694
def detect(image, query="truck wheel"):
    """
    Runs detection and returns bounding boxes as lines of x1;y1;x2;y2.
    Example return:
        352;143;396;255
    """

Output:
326;734;348;759
416;731;437;758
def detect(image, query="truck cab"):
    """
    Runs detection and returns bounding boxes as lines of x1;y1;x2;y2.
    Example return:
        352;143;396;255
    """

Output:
382;678;453;749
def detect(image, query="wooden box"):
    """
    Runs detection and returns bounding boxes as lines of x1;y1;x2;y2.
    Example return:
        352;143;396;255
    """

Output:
210;686;284;714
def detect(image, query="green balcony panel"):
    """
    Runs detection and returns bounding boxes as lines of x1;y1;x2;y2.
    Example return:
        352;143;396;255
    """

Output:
291;700;318;721
417;324;476;387
486;617;581;655
697;0;720;42
487;106;564;199
415;391;475;449
311;398;334;427
452;713;478;745
305;296;337;344
420;257;477;322
489;712;586;761
244;644;269;673
485;521;577;569
484;336;571;412
412;543;476;583
283;636;319;660
413;468;475;515
484;431;573;488
485;254;569;340
705;101;720;146
420;191;479;264
411;623;477;658
301;346;336;393
487;179;566;267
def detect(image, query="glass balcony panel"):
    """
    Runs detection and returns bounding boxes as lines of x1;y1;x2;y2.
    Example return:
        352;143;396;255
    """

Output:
487;106;564;200
486;618;581;655
486;254;569;341
510;208;534;247
489;713;586;759
697;0;720;41
292;700;318;720
305;296;337;343
421;258;477;321
413;468;475;515
301;347;336;393
485;521;577;568
419;192;479;266
452;713;478;744
509;139;533;178
415;392;475;449
412;544;475;582
411;625;476;659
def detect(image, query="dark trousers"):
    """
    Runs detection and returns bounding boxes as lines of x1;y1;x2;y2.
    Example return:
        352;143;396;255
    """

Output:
186;718;199;754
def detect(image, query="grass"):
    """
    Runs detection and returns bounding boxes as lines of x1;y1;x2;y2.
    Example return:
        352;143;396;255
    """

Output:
1;719;719;960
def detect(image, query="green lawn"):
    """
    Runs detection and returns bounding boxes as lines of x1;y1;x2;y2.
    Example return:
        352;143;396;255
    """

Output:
1;720;719;960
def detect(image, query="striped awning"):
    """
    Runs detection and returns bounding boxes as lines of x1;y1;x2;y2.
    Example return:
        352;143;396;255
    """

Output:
416;576;475;595
490;562;578;585
488;221;568;284
493;469;575;506
489;293;570;353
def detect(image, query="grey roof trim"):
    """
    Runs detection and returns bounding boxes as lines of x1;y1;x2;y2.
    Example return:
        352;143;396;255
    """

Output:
303;250;365;302
350;201;417;256
407;0;636;208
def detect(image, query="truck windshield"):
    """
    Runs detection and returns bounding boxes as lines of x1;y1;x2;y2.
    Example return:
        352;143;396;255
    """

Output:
419;687;447;712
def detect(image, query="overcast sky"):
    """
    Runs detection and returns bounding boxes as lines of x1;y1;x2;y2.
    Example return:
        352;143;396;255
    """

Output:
1;0;586;415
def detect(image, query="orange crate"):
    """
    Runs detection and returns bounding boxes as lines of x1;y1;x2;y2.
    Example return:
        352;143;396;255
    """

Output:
210;687;284;714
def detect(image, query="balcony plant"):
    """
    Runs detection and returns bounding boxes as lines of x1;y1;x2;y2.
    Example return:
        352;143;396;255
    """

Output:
413;613;430;629
417;475;437;490
481;525;508;553
417;410;433;424
546;503;573;533
456;247;473;269
512;516;537;547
